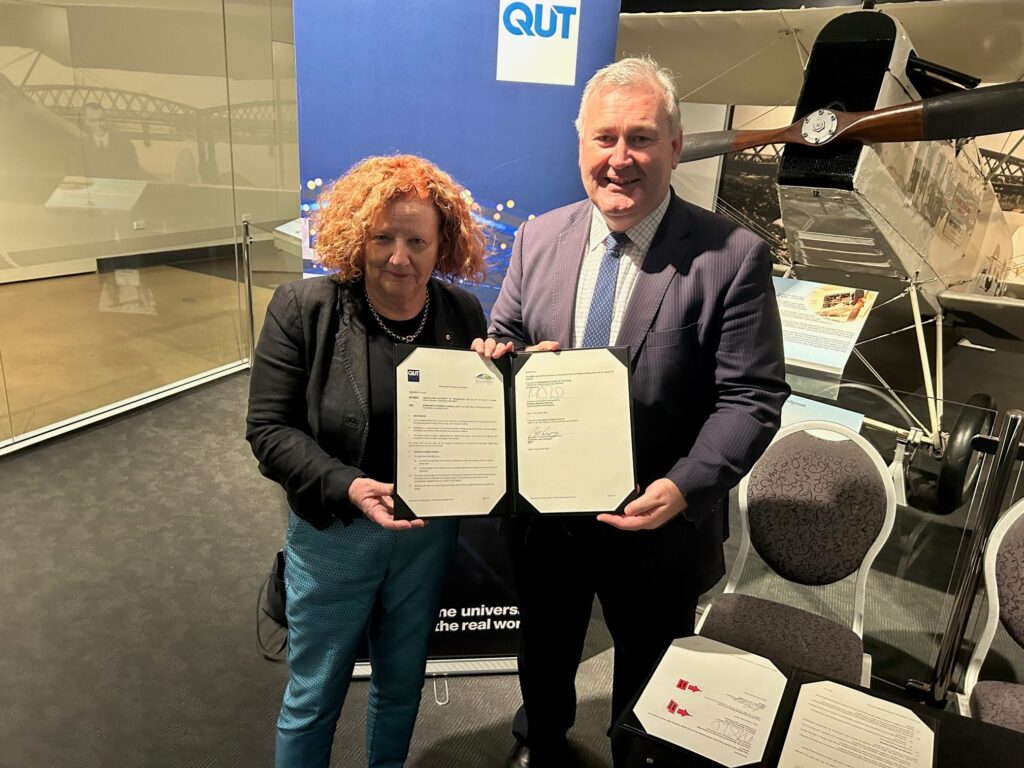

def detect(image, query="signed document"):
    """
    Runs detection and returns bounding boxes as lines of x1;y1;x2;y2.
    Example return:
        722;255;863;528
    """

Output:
778;681;933;768
393;346;507;518
633;636;787;768
393;345;636;518
513;348;634;513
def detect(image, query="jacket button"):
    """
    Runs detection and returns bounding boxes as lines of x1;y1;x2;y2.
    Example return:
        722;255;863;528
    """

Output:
445;333;452;341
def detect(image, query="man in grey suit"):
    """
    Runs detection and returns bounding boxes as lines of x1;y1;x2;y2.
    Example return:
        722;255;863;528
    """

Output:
473;56;789;767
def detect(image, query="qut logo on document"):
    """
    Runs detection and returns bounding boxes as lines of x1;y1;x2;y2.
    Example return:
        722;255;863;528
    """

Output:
496;0;581;86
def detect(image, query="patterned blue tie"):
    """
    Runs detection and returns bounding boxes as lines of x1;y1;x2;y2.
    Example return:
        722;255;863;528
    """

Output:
582;231;630;348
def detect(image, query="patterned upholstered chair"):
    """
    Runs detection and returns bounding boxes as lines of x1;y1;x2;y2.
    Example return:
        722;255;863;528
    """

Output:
959;498;1024;733
696;421;896;686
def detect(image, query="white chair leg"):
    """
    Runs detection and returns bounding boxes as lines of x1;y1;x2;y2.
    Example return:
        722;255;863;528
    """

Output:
860;652;873;688
955;691;973;718
694;604;712;634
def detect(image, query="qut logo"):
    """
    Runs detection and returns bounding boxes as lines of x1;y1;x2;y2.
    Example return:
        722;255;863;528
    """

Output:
496;0;582;86
502;2;578;40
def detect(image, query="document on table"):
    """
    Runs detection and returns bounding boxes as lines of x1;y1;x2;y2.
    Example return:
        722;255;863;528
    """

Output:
633;635;787;768
45;176;147;210
778;681;933;768
394;346;507;517
513;347;634;513
393;345;636;518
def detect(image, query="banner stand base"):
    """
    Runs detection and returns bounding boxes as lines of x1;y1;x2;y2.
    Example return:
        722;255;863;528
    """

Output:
353;656;518;679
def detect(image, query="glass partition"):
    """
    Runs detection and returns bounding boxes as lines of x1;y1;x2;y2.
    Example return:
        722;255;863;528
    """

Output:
950;412;1024;696
242;218;302;353
0;345;10;446
0;0;298;448
224;0;300;344
852;387;998;692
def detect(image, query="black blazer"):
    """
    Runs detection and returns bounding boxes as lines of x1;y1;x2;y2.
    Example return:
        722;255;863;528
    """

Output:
246;276;487;530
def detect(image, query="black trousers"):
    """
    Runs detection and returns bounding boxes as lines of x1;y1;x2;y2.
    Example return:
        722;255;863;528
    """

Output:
507;515;702;767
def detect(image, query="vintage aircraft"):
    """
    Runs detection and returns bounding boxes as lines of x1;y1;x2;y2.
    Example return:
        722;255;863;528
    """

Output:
654;7;1024;512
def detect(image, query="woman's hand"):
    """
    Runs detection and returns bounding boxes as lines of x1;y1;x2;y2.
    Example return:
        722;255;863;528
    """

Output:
471;337;514;359
470;338;560;358
348;477;425;530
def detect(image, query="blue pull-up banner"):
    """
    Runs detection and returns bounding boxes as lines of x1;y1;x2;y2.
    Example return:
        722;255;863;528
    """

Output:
294;0;621;662
295;0;620;313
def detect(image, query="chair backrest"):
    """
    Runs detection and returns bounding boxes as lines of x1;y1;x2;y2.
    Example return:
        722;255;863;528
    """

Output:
962;497;1024;697
725;420;897;638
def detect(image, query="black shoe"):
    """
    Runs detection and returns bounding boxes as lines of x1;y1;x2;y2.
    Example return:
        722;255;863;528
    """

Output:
504;742;530;768
506;739;577;768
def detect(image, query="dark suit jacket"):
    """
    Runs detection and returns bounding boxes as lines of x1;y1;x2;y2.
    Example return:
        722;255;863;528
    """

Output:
82;133;142;179
489;193;789;593
246;276;487;530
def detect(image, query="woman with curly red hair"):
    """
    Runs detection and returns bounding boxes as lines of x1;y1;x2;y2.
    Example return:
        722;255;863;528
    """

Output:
246;155;487;767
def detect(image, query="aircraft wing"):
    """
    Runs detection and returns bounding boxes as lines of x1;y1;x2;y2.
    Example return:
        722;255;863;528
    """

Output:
940;291;1024;347
619;1;1024;107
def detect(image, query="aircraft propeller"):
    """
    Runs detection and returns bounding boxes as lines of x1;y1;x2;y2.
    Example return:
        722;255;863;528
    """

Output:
678;81;1024;163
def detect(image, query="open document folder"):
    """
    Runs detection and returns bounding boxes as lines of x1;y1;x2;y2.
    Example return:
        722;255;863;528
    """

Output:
778;681;933;768
392;346;637;519
633;636;788;768
622;636;936;768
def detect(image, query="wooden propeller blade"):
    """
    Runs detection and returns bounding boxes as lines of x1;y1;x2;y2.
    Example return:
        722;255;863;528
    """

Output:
677;127;800;164
677;81;1024;163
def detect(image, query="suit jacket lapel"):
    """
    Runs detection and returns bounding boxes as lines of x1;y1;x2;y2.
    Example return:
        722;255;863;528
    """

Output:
549;202;591;346
616;194;695;365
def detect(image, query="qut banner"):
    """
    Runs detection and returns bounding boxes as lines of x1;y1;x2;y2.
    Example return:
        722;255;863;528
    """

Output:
294;0;620;660
296;0;620;310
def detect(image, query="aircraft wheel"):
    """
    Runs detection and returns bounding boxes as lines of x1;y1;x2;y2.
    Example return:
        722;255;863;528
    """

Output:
935;393;996;513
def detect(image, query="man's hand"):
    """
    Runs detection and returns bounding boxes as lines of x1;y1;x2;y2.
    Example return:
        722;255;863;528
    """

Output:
348;477;425;530
470;338;561;359
524;340;560;353
471;337;515;360
597;477;686;531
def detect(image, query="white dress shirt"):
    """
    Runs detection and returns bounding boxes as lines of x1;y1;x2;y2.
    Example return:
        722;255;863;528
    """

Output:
572;191;671;348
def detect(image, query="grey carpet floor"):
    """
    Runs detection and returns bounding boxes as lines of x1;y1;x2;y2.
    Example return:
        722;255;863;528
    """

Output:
0;374;617;767
2;372;1022;767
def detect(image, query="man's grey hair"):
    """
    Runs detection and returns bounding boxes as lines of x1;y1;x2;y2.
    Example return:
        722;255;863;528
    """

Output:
574;56;681;138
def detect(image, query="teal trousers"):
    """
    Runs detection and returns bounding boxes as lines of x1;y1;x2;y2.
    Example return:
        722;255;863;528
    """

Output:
275;512;458;768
